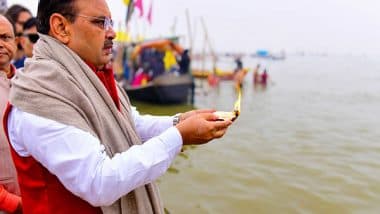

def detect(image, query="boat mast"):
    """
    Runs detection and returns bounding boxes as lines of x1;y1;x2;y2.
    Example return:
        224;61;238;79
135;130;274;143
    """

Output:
200;17;217;73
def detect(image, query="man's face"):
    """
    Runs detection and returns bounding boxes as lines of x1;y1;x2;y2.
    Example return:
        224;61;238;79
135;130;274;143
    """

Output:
15;11;31;35
0;17;16;69
68;0;115;67
20;26;38;57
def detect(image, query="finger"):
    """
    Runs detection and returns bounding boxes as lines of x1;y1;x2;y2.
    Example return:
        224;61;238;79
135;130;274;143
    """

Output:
195;109;215;114
199;112;219;121
212;120;233;129
213;128;228;138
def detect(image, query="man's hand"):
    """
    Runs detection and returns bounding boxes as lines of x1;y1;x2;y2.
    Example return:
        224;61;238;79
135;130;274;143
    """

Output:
179;109;215;122
175;112;232;145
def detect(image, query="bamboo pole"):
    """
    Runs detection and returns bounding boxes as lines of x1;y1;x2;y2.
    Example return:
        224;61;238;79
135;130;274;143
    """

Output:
200;17;217;73
185;8;193;51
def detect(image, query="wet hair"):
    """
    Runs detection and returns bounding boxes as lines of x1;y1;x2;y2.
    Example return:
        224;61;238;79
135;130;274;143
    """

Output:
4;4;31;23
37;0;76;34
23;17;38;31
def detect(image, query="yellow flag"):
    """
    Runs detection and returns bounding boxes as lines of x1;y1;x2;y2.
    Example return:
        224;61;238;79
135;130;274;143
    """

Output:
123;0;130;5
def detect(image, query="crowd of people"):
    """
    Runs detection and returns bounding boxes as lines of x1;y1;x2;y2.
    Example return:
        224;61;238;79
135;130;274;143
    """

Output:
116;41;191;87
233;58;270;88
0;1;232;213
253;64;269;86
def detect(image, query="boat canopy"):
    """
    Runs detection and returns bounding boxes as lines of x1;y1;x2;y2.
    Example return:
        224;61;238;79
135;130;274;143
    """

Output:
131;39;184;60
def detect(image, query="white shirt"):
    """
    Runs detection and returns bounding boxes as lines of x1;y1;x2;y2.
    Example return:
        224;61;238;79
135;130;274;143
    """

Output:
7;107;182;206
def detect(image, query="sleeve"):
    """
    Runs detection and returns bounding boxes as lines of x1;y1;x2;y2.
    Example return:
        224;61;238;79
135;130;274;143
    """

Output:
8;107;182;207
0;185;21;213
131;106;175;142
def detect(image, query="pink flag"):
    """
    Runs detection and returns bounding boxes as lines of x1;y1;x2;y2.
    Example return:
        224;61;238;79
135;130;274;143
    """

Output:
135;0;144;17
147;1;153;25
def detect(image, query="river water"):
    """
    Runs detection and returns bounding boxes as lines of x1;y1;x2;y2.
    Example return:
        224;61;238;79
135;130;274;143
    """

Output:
132;55;380;213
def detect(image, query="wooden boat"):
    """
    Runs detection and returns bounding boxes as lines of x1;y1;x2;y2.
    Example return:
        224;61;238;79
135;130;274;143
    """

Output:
124;73;193;104
122;38;194;104
191;68;235;80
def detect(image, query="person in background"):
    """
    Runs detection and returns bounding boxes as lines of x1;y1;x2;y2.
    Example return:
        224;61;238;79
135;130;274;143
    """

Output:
178;49;190;75
5;0;232;213
234;56;243;73
19;17;38;58
163;45;178;72
253;63;260;84
261;68;268;85
5;4;31;68
178;49;195;103
234;68;248;88
0;14;22;214
233;57;247;88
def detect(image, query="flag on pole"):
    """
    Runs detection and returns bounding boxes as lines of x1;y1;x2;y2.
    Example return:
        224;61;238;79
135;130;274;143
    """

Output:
125;0;134;25
147;0;153;25
134;0;144;17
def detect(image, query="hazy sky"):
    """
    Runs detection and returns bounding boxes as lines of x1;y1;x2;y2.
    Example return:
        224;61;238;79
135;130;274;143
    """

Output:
7;0;380;55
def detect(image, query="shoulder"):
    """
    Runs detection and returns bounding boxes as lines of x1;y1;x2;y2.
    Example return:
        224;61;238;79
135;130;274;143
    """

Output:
18;58;72;83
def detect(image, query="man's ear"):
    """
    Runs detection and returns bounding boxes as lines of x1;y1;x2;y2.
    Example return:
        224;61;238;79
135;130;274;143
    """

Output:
49;13;72;44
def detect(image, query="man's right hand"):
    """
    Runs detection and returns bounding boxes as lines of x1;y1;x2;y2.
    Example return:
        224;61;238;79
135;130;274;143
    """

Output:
175;112;232;145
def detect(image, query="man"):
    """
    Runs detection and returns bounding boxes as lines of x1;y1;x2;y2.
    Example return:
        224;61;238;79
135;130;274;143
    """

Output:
178;49;190;75
5;4;32;68
5;1;232;213
234;57;243;73
19;17;38;58
0;15;22;213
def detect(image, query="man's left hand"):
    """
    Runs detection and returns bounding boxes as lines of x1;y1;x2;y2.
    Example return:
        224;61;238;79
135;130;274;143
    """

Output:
179;109;215;122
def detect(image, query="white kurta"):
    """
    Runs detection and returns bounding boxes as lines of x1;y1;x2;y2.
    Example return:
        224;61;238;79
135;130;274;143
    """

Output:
7;107;182;206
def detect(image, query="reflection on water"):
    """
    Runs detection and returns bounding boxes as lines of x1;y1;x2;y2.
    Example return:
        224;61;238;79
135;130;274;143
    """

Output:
131;55;380;213
130;100;195;115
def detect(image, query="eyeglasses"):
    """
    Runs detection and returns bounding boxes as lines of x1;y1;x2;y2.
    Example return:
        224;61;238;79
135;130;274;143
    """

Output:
0;34;15;42
76;14;114;31
23;33;39;44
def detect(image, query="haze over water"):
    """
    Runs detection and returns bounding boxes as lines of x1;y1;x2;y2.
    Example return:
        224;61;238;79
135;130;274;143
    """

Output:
136;55;380;213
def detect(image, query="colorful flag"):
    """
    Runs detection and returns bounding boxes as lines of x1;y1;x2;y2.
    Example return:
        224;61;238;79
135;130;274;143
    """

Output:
147;0;153;25
123;0;130;5
134;0;144;17
125;0;134;25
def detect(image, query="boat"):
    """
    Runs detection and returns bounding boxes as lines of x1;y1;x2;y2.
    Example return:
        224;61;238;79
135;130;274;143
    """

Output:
124;73;193;104
120;38;194;104
192;68;251;81
250;49;286;60
191;68;235;80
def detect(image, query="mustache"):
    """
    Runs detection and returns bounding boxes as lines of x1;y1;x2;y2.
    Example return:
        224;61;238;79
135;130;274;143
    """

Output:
103;39;113;48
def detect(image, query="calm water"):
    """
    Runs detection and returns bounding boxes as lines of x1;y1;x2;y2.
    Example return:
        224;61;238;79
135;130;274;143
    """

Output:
132;55;380;214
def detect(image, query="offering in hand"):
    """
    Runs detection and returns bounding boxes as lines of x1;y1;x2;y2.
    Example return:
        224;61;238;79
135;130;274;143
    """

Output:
214;110;239;121
214;86;241;122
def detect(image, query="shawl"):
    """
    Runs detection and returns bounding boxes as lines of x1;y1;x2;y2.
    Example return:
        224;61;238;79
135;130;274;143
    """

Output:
9;34;163;214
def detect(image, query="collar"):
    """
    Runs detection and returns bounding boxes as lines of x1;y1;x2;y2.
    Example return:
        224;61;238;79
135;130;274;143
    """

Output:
85;62;112;73
0;64;16;79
